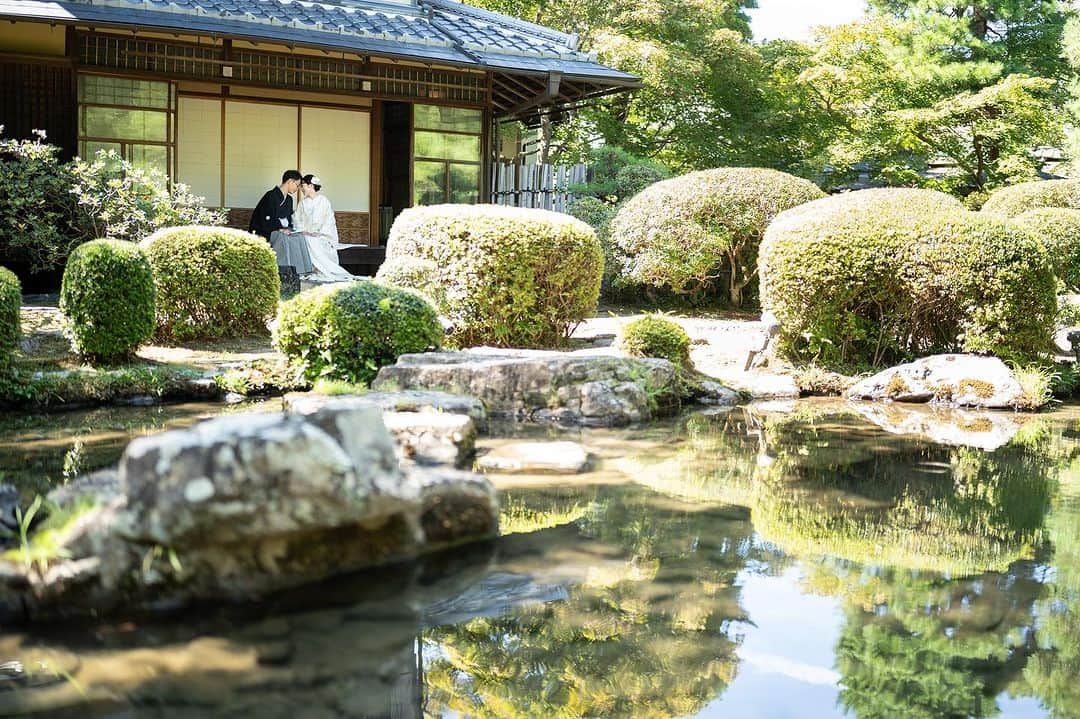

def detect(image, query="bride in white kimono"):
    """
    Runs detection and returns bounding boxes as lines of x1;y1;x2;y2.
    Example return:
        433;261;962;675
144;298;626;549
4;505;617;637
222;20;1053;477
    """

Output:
294;174;354;282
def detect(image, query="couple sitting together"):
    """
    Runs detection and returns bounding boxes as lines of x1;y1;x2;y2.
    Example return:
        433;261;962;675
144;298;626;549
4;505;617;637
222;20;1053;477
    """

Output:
249;169;353;283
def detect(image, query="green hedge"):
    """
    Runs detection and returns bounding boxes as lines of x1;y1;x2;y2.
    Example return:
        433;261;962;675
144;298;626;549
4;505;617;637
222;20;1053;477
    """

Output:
608;167;825;306
618;315;691;366
140;226;280;342
759;188;1057;368
1013;208;1080;291
377;204;602;348
60;239;156;363
274;280;442;384
0;266;20;368
374;255;446;308
981;179;1080;218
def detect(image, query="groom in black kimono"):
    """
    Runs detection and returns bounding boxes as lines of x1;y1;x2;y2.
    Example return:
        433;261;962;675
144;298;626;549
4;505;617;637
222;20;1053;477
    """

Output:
249;170;303;240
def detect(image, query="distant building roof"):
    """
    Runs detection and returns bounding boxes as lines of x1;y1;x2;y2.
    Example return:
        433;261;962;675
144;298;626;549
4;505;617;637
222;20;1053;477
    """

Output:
0;0;638;86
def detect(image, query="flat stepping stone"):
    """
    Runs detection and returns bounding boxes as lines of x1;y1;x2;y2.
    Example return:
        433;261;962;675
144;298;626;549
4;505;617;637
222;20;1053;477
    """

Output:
476;441;591;474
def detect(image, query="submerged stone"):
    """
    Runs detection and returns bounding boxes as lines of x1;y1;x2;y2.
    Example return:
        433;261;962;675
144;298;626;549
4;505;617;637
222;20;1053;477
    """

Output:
476;441;591;474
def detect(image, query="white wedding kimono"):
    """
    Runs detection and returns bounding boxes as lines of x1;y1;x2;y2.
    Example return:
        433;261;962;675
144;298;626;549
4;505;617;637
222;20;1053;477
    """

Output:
294;194;354;282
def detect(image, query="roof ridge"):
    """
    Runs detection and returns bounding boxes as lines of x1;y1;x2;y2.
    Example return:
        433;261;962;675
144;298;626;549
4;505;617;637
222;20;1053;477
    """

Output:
422;0;574;48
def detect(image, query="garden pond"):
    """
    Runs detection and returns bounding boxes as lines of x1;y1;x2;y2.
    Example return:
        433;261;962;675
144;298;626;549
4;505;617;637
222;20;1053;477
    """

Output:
0;398;1079;718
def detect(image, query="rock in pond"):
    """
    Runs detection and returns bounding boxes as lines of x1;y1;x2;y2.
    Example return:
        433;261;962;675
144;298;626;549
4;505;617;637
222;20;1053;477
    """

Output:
476;441;592;474
0;403;498;620
371;348;737;427
847;355;1024;409
286;393;479;468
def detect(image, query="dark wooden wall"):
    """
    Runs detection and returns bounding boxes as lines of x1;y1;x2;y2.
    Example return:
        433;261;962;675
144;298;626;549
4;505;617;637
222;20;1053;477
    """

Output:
0;58;76;159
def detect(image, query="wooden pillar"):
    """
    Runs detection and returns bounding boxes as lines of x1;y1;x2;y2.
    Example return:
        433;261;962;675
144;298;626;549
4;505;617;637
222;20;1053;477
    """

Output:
369;99;383;246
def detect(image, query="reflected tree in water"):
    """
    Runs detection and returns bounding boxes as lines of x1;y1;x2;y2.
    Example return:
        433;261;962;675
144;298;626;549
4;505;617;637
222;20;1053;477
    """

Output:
424;487;772;719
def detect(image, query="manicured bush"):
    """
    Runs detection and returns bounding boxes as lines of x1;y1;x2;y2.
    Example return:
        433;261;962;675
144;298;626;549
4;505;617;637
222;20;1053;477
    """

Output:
0;266;20;367
375;255;446;308
379;204;602;348
1012;208;1080;291
981;178;1080;218
274;280;442;384
608;167;825;306
59;239;156;362
759;188;1057;368
618;315;691;366
140;226;280;342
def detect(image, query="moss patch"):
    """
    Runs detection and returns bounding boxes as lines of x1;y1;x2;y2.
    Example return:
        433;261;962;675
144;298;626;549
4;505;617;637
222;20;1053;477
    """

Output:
885;374;910;398
957;378;996;399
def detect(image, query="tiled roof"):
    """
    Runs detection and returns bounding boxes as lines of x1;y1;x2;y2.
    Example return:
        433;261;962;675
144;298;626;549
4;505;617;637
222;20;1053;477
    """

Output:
0;0;637;82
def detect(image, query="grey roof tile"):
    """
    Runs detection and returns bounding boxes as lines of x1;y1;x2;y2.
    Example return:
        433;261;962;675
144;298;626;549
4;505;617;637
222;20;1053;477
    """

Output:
0;0;638;83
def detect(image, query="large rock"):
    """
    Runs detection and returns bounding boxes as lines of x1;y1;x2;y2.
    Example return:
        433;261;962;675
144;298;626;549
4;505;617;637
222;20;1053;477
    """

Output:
284;389;487;431
846;355;1024;409
285;394;479;468
372;349;736;427
0;404;499;619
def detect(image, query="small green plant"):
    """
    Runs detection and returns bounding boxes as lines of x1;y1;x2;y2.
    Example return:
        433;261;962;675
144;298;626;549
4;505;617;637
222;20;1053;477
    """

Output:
1050;361;1080;398
0;266;20;368
0;496;99;573
1012;364;1055;411
275;280;443;384
60;239;156;363
140;225;279;342
618;315;691;366
312;378;368;396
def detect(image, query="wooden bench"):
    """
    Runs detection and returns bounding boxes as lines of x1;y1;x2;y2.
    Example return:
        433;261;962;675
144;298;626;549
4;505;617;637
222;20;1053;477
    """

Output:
225;208;382;276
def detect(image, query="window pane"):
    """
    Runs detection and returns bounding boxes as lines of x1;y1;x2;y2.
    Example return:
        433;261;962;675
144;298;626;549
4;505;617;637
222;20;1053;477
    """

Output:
449;163;480;204
80;141;121;160
414;104;482;133
414;160;446;206
83;107;168;142
130;144;168;178
415;131;479;162
79;75;170;109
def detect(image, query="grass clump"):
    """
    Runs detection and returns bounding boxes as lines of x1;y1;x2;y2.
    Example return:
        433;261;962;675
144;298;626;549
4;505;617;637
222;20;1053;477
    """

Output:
1012;365;1055;411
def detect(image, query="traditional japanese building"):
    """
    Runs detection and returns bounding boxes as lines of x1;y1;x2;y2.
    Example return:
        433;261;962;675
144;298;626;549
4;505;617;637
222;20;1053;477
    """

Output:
0;0;636;269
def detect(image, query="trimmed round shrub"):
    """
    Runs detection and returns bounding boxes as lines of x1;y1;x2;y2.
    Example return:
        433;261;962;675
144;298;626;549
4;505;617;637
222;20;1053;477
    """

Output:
1013;208;1080;291
379;204;602;348
0;266;20;368
375;255;446;308
981;179;1080;218
274;280;442;384
608;167;825;307
759;188;1057;368
618;315;691;366
60;239;156;362
140;226;280;342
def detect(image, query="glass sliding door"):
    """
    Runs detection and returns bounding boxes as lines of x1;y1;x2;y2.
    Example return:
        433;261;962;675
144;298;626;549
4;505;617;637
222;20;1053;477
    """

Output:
411;104;482;206
78;75;174;178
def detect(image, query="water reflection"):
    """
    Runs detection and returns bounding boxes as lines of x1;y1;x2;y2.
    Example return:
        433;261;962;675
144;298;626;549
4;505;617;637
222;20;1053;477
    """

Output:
2;401;1080;717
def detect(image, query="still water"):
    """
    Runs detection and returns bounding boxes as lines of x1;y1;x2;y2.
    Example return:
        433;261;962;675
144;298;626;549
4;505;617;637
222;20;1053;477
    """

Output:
0;399;1079;718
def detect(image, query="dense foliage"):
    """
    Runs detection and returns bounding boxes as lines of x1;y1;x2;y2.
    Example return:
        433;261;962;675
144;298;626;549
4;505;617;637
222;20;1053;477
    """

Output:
274;280;442;384
618;315;691;366
378;205;602;348
609;168;825;306
759;189;1057;368
0;266;20;368
0;132;224;275
59;239;156;363
468;0;1070;197
981;178;1080;217
140;226;280;342
1012;208;1080;291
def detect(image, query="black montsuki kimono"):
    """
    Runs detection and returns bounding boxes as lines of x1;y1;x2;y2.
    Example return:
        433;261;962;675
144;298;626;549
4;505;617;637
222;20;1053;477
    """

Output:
249;186;294;240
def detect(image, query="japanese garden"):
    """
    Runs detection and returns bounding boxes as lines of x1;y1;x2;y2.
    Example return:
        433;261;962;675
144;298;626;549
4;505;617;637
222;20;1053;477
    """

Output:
1;0;1080;717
